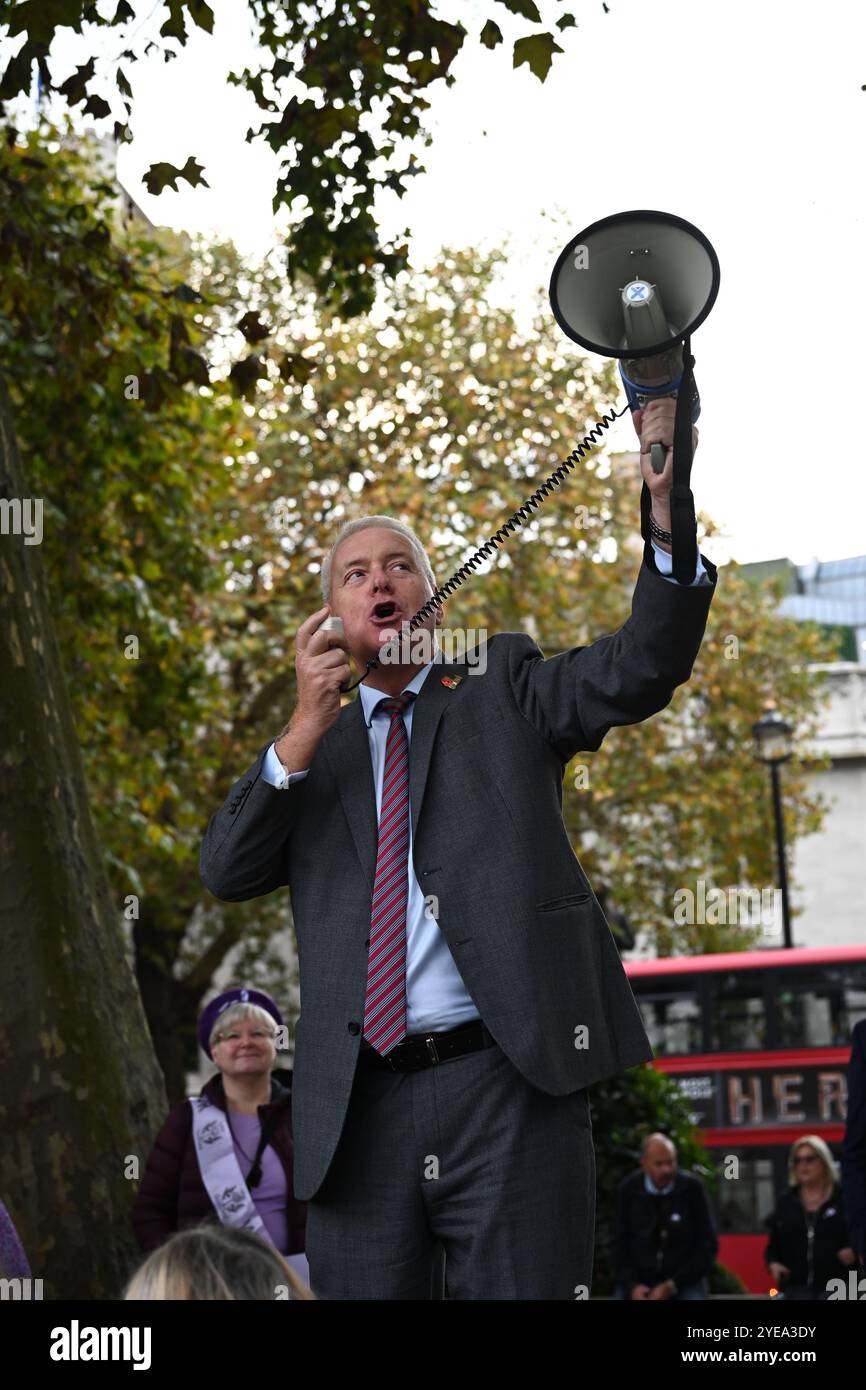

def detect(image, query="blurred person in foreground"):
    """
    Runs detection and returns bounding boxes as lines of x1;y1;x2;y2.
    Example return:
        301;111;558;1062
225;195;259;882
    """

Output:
125;1225;313;1299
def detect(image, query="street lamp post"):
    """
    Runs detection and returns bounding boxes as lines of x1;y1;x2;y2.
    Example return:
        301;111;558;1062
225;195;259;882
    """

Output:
752;704;794;950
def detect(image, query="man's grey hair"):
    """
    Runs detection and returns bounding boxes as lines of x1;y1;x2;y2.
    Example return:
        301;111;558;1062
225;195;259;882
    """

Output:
320;515;438;606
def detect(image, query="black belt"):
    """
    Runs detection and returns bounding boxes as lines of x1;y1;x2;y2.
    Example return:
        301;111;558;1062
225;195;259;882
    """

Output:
358;1019;495;1072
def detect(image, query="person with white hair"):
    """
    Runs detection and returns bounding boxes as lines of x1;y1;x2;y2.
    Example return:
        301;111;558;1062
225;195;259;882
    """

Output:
201;398;719;1298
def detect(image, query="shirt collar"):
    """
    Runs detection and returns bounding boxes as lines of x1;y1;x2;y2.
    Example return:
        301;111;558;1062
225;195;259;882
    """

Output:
359;644;439;728
644;1172;675;1196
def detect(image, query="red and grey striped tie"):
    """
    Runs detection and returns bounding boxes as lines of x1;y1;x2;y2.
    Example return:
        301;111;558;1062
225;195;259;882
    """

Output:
363;691;416;1055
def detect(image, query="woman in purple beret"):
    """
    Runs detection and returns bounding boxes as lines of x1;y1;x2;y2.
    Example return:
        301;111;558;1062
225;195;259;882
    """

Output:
131;987;308;1289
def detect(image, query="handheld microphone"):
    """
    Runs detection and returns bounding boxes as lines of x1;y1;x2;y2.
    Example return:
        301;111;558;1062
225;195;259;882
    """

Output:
320;614;379;693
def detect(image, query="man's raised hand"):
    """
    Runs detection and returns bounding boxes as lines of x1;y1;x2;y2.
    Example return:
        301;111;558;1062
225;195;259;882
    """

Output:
294;604;353;733
632;398;699;503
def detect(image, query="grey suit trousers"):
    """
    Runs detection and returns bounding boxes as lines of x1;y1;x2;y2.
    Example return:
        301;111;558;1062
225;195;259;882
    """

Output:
305;1032;595;1300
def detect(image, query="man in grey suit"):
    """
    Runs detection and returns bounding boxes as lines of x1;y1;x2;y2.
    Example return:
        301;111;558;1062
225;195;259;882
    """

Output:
200;399;718;1298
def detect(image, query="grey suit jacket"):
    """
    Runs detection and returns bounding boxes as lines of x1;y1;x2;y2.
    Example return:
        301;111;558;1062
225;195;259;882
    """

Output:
201;557;717;1200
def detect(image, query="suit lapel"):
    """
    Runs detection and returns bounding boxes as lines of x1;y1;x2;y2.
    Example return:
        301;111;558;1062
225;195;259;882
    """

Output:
406;662;465;843
324;702;379;895
324;661;468;894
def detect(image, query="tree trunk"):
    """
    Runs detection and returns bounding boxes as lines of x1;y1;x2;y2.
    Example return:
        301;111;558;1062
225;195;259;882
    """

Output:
0;370;167;1298
133;918;205;1102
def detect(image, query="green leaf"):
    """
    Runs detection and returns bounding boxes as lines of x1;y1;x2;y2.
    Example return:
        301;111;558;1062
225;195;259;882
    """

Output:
556;13;577;30
7;0;81;46
237;311;271;344
0;42;39;101
513;32;564;82
186;1;215;35
159;2;186;44
229;354;266;399
169;282;205;305
498;0;542;21
175;348;210;387
480;20;503;50
278;352;316;385
82;94;112;120
143;156;210;195
57;58;96;107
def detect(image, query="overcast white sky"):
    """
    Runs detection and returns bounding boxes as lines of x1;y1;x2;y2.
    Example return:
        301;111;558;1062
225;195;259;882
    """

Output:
8;0;866;565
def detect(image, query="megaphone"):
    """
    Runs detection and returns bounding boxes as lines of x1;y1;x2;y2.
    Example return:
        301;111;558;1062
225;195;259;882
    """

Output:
549;210;720;582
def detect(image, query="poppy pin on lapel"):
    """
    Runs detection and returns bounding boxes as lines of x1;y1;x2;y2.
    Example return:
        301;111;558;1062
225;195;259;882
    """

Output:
441;675;463;689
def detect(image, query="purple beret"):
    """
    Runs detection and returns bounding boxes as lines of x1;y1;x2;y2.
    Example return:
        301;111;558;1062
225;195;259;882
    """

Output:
196;987;284;1059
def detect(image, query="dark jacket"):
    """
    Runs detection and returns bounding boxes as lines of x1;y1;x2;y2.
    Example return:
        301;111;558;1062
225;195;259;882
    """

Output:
841;1018;866;1257
615;1169;718;1291
131;1068;306;1255
200;557;717;1201
763;1183;851;1298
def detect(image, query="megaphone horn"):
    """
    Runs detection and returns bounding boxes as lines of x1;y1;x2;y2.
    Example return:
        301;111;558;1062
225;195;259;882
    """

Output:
550;210;720;584
550;209;720;359
550;210;720;476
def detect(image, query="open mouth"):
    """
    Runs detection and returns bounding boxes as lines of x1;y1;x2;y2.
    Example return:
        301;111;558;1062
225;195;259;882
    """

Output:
369;601;401;627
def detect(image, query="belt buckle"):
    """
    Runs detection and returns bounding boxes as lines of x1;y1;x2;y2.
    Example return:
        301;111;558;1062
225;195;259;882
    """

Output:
425;1033;440;1065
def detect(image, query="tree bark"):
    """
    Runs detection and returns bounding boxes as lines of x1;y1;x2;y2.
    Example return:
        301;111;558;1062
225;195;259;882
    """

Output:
133;914;210;1102
0;369;167;1298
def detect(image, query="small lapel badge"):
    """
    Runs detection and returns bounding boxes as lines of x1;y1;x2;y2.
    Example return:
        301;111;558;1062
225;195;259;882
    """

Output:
441;675;463;689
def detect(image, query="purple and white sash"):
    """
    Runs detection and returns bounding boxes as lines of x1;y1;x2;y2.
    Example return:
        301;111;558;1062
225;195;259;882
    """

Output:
189;1095;275;1247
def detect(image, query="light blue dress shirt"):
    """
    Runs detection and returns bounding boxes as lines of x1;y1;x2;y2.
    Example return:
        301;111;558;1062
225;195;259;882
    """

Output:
261;542;709;1033
644;1173;676;1195
264;644;481;1032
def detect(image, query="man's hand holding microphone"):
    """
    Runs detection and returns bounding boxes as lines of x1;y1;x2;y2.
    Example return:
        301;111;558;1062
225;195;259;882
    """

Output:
274;604;352;772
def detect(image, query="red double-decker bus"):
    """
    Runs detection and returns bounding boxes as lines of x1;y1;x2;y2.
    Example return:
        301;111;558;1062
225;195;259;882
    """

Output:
624;944;866;1293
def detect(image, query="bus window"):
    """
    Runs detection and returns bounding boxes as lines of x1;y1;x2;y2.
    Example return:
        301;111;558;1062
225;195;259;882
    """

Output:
709;972;767;1051
636;989;702;1056
774;964;866;1047
716;1153;777;1234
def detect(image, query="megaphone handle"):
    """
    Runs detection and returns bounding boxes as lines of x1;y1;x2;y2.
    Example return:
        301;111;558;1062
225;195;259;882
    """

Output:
650;443;667;475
